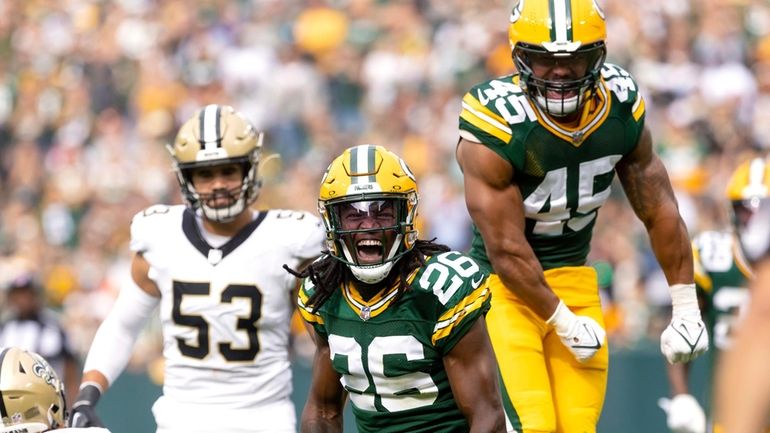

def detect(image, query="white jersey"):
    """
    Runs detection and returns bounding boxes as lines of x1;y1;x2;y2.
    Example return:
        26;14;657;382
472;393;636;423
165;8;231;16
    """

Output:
130;205;325;408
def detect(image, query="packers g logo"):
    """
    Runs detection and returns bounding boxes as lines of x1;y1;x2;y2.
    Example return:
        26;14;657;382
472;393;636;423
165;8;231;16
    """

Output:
593;0;606;20
320;163;332;185
510;0;523;23
398;159;416;183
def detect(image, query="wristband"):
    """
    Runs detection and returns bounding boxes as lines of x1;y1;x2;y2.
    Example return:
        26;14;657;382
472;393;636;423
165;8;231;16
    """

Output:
74;383;102;407
669;283;698;314
546;300;572;333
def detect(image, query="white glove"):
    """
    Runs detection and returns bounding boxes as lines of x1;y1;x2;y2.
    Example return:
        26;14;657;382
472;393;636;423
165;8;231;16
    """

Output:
657;393;706;433
661;284;709;364
547;300;606;362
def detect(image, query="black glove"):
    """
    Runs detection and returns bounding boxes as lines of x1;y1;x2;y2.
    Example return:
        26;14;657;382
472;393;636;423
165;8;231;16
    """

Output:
69;383;105;427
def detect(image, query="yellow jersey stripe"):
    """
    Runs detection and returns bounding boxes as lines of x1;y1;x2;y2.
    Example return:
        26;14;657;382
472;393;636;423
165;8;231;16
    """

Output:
733;241;755;280
460;106;512;144
297;297;324;324
298;286;311;304
298;307;324;324
431;284;490;345
462;93;510;128
632;94;645;121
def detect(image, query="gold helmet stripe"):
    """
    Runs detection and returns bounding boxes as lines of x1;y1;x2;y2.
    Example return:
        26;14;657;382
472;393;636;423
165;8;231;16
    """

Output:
349;144;376;184
198;104;222;149
746;157;770;197
0;347;9;419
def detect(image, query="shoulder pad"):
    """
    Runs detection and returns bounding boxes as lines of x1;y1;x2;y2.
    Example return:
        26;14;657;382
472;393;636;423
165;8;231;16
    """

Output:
297;277;325;327
460;75;538;147
269;210;325;259
129;205;180;253
417;251;490;349
414;251;489;306
601;63;645;118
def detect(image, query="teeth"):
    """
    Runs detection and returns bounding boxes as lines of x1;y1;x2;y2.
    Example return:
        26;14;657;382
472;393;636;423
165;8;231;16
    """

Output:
357;239;382;247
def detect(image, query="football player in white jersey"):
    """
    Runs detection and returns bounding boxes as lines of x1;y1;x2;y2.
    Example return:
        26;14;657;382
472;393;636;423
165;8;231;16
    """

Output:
0;346;110;433
68;105;326;433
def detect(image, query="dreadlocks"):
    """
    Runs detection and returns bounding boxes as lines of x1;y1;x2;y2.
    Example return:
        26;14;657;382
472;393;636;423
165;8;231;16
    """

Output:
284;239;450;313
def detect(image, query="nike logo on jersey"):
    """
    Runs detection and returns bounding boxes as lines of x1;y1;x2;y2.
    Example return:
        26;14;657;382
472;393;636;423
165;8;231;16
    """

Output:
572;323;602;350
471;274;485;289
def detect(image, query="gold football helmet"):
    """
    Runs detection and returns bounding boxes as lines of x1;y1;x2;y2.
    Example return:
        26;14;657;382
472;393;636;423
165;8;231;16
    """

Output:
726;156;770;262
509;0;607;117
167;104;263;222
319;145;419;284
0;347;66;433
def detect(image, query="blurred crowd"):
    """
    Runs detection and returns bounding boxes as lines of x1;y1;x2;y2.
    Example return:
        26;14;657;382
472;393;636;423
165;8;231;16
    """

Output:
0;0;768;376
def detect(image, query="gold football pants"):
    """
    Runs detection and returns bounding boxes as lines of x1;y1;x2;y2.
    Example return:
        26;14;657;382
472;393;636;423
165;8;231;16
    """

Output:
486;266;609;433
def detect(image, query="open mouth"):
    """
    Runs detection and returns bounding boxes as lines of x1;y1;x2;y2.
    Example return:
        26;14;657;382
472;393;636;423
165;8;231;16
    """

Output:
356;239;384;264
204;190;237;209
546;88;578;99
206;197;235;209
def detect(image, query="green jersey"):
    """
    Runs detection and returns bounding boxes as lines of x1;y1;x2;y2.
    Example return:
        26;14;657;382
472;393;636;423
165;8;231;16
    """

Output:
692;231;752;354
298;251;491;433
459;64;646;270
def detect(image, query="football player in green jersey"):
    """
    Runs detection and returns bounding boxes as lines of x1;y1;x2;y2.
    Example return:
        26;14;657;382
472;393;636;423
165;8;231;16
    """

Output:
289;145;505;433
455;1;708;432
715;155;770;433
659;158;764;433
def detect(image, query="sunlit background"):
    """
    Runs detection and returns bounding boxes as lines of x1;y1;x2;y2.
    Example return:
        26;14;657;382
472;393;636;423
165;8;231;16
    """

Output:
0;0;768;432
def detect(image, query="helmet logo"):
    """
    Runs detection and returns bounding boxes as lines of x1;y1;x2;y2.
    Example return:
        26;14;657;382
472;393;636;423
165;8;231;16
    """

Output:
593;0;606;20
398;159;416;183
510;0;523;23
32;361;57;388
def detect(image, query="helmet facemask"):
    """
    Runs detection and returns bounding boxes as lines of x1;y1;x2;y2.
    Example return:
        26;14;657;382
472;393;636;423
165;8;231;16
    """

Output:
514;42;606;117
175;151;262;223
321;194;418;284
